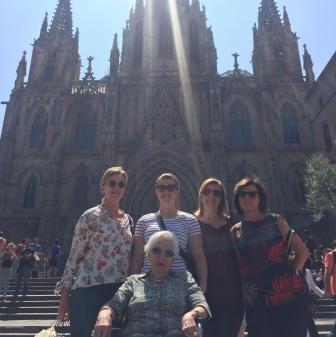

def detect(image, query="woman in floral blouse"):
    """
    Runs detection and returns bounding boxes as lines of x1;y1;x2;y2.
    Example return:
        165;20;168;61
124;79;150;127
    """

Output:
57;166;133;337
93;231;211;337
231;177;310;337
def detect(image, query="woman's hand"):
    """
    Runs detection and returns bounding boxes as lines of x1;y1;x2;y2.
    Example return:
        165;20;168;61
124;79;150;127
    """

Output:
57;289;70;321
92;307;113;337
181;312;200;337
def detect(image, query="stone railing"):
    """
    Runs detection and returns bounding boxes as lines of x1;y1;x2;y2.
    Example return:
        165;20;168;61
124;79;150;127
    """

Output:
71;80;108;95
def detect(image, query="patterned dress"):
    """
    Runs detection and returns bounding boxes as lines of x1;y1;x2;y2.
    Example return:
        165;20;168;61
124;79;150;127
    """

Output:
231;214;309;337
106;271;211;337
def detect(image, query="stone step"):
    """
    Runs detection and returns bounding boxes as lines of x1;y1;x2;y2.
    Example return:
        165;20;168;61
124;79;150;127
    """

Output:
5;290;57;295
0;320;120;337
2;300;59;308
0;312;56;321
0;307;58;314
1;294;59;301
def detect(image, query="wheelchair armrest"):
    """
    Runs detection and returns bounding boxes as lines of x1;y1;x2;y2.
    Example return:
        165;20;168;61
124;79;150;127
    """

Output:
196;317;207;337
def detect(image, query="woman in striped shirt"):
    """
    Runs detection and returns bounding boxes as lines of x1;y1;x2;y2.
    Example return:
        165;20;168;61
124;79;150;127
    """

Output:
130;173;208;293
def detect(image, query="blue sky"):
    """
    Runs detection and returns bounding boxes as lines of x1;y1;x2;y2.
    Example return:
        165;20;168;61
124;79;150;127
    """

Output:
0;0;335;133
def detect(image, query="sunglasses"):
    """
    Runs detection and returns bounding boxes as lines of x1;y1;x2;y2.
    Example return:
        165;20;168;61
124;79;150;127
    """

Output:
108;180;126;189
202;188;223;198
239;191;258;199
156;184;178;192
151;246;175;258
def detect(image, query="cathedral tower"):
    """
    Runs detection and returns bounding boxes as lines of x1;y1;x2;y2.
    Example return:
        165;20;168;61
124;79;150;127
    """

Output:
28;0;81;88
119;0;217;77
252;1;303;83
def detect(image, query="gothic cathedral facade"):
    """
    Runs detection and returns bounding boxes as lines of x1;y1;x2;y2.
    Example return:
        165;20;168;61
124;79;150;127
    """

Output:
0;0;329;249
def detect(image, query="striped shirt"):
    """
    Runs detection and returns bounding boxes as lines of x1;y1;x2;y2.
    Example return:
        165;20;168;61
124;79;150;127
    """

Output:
135;211;201;272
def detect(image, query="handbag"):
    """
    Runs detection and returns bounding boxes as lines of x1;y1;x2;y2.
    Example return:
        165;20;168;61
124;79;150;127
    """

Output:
34;321;70;337
155;212;198;282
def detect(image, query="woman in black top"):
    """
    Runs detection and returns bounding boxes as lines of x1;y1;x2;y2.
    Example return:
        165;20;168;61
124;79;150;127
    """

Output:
231;176;310;337
195;178;243;337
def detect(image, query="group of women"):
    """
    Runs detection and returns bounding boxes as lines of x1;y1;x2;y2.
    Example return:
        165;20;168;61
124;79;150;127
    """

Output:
56;166;311;337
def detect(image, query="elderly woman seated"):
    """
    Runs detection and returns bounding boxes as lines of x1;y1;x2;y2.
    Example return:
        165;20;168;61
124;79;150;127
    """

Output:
92;230;211;337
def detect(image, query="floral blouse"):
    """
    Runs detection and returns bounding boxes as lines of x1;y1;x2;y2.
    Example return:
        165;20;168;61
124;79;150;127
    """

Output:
59;205;133;290
231;214;307;308
106;271;211;337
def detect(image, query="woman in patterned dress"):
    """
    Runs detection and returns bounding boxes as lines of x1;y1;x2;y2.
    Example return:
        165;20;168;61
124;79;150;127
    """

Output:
231;177;310;337
130;173;207;293
57;166;134;337
195;178;243;337
93;231;211;337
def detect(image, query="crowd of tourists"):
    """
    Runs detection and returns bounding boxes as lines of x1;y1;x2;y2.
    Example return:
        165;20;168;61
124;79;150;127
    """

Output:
1;166;336;337
0;233;61;301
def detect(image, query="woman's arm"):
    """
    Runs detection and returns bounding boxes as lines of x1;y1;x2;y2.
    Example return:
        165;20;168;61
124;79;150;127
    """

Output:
277;216;310;273
181;306;208;337
305;269;324;298
92;306;116;337
56;214;90;320
189;234;208;293
129;236;145;274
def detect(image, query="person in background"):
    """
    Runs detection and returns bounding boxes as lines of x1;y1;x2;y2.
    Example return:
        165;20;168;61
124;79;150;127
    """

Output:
0;243;17;301
130;173;208;293
31;237;42;253
194;178;243;337
48;240;61;277
304;261;324;337
93;231;211;337
14;240;35;296
231;177;310;337
0;232;6;252
57;166;134;337
324;240;336;337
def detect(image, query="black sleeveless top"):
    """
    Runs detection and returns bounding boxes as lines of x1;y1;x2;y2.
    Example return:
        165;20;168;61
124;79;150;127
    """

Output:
231;214;306;308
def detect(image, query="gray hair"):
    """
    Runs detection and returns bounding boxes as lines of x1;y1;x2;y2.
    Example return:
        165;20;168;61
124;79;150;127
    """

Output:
144;231;179;257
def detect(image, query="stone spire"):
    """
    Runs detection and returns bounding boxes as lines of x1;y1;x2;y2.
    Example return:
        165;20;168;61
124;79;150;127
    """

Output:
14;51;27;89
283;6;291;30
303;44;315;82
39;12;48;39
191;0;201;11
258;0;282;31
110;33;120;77
49;0;73;39
135;0;144;15
74;27;79;49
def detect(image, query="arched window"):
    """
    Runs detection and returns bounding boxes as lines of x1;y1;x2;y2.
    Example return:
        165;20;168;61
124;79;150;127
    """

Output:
133;21;143;67
281;102;300;144
73;174;89;210
29;108;48;149
23;175;38;209
189;20;200;65
322;121;333;152
229;100;253;147
73;110;96;150
159;14;174;58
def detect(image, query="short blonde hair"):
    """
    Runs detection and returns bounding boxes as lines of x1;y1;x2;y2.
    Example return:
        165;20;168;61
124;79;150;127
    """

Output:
100;166;128;186
144;231;179;257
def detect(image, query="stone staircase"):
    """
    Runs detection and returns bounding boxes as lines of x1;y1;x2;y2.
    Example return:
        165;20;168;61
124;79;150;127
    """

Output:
0;278;334;337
